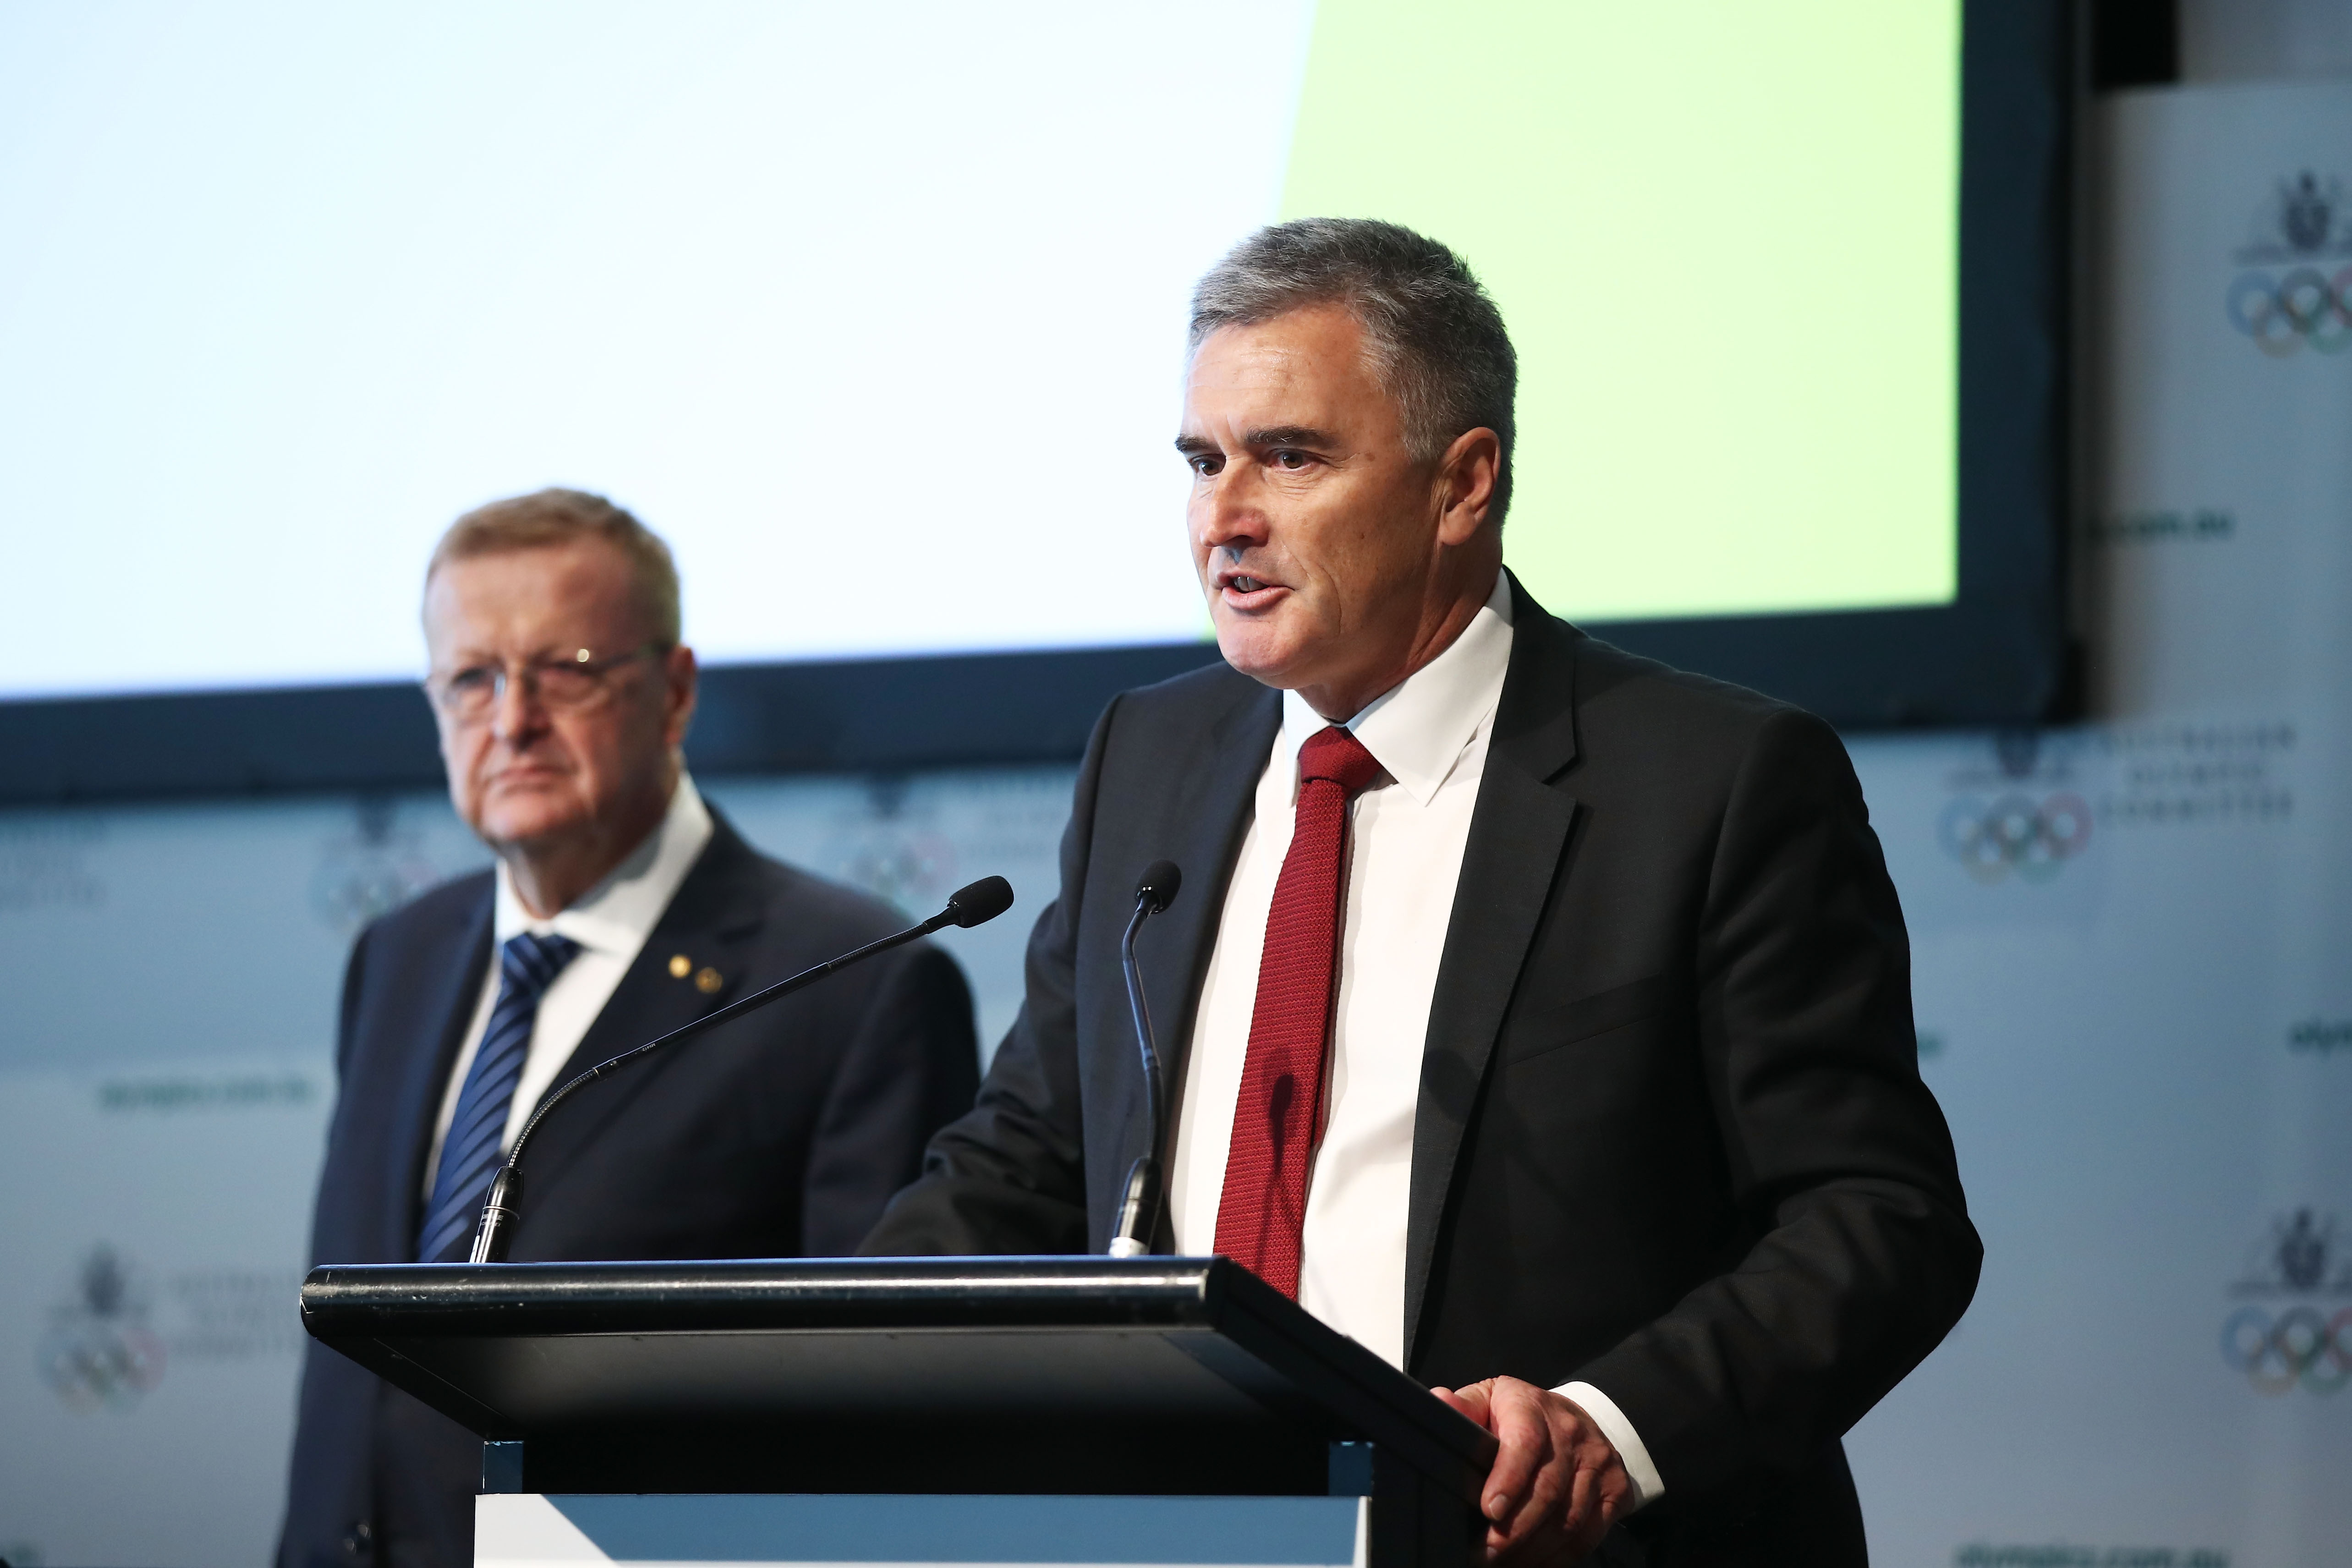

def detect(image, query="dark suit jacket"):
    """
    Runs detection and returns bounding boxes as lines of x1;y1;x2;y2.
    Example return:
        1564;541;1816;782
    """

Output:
280;812;978;1568
862;577;1979;1565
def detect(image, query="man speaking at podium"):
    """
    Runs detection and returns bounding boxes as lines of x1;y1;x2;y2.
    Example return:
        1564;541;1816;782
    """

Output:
863;221;1979;1565
280;491;980;1568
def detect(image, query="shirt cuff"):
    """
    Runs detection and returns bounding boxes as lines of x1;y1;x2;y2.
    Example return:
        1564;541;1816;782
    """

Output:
1555;1381;1664;1512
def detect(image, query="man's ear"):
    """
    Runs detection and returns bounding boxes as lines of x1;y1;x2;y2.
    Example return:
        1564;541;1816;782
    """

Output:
663;644;699;750
1436;427;1502;545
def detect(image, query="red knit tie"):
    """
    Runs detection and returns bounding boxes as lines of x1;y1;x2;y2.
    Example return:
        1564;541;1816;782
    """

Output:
1215;724;1384;1298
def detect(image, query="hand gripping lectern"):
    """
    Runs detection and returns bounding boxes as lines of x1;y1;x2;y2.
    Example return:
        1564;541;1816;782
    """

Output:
301;1257;1497;1568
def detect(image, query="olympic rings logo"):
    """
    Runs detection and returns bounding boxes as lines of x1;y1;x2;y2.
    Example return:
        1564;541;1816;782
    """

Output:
1937;793;2093;884
2220;1305;2352;1394
2226;268;2352;356
37;1319;166;1411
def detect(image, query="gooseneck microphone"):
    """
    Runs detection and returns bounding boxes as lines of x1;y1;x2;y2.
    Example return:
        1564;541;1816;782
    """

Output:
466;874;1016;1265
1108;860;1181;1258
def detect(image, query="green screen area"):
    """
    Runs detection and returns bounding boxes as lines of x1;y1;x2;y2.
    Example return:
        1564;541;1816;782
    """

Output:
1281;0;1960;621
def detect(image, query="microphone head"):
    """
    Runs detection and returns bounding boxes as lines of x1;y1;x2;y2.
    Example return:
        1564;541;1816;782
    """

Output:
943;875;1014;929
1134;860;1182;915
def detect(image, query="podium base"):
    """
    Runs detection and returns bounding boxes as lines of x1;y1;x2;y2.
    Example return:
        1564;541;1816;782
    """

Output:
477;1493;1368;1568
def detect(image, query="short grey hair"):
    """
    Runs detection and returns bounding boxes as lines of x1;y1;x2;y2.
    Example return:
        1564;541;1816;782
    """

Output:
427;487;682;645
1189;218;1517;524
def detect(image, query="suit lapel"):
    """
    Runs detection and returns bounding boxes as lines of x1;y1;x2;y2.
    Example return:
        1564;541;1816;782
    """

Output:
1402;575;1585;1368
512;818;771;1200
378;887;494;1256
1135;682;1281;1221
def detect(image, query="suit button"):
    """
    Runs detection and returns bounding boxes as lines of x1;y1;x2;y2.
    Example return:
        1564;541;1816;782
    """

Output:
343;1522;373;1556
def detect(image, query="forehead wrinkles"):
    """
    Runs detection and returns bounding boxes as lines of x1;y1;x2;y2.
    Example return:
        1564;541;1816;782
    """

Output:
1184;339;1375;449
1189;334;1308;405
425;556;649;658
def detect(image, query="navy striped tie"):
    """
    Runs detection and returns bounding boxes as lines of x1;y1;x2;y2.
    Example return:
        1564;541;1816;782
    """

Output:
415;931;581;1262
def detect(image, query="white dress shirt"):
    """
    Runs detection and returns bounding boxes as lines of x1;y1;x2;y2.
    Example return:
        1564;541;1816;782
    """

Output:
1167;572;1666;1509
421;774;715;1189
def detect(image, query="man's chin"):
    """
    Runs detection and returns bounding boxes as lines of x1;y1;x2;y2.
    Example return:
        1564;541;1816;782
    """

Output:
1212;612;1315;688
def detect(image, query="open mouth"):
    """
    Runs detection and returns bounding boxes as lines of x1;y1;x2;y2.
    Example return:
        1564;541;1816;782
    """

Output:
1213;568;1286;609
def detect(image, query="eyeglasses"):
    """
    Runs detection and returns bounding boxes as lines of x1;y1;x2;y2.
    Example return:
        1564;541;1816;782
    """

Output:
424;644;667;722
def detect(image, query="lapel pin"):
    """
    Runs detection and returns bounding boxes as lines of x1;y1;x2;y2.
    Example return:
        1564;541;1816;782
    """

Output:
694;966;723;995
668;954;692;979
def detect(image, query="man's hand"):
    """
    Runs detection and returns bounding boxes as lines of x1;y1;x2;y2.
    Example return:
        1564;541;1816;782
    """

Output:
1434;1377;1634;1567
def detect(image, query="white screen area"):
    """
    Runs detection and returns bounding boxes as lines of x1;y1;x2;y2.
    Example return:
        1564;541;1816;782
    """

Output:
0;3;1312;698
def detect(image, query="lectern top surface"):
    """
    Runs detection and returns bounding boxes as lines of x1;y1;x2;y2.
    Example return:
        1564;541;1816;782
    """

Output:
306;1255;1273;1333
301;1255;1495;1496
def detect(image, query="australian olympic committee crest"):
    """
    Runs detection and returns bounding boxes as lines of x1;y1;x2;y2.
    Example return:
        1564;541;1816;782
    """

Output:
2220;1209;2352;1395
2226;170;2352;356
1937;792;2092;884
38;1246;166;1411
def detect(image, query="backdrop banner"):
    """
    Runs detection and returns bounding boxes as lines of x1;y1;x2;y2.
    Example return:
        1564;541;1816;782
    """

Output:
1;80;2349;1568
1844;80;2352;1568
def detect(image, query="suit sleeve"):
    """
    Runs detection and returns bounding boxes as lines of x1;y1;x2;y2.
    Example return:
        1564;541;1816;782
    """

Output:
1573;707;1982;1498
856;696;1122;1256
334;925;372;1086
797;941;981;1256
306;924;376;1272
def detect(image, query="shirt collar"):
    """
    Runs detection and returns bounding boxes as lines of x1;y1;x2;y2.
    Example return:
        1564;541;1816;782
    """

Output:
493;772;716;954
1277;570;1516;807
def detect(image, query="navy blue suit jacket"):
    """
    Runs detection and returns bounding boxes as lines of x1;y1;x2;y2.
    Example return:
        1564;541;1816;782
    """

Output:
279;813;977;1568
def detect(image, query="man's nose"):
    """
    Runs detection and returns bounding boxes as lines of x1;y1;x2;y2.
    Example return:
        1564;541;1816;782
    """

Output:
1195;465;1270;553
488;669;551;743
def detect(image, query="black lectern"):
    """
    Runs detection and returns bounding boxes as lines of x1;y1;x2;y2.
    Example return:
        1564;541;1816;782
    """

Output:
302;1256;1496;1568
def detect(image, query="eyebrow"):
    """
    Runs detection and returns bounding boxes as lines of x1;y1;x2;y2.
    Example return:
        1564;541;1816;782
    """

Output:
1172;425;1343;456
1248;425;1340;449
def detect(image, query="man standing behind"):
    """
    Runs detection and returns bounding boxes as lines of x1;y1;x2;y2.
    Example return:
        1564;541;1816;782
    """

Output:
864;221;1979;1564
280;490;979;1568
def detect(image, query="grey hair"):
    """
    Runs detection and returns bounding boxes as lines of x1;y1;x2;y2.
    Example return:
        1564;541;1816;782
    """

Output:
1188;218;1517;524
428;487;682;645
